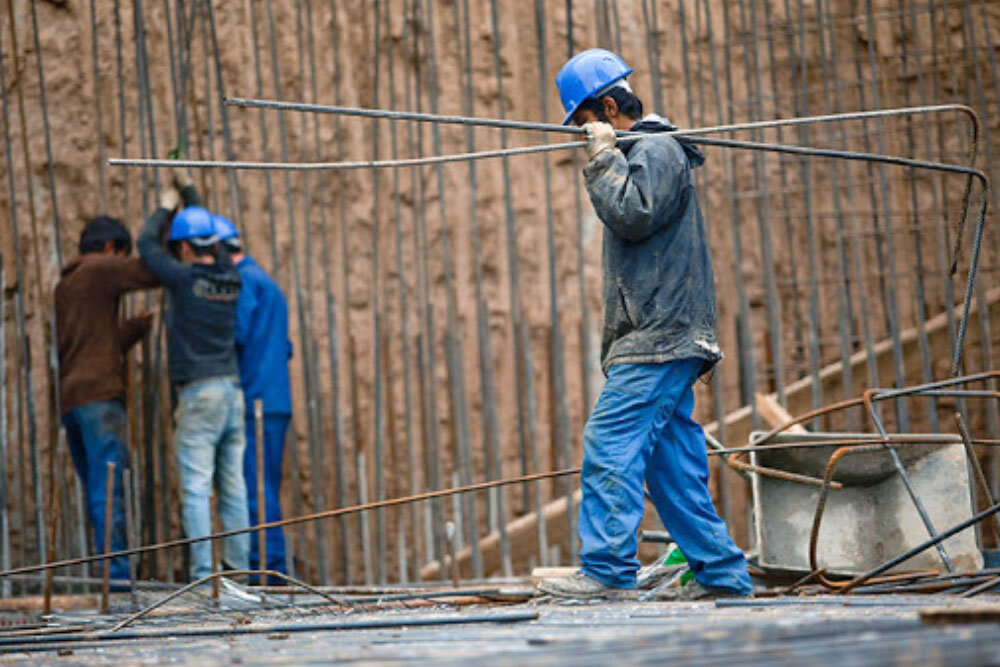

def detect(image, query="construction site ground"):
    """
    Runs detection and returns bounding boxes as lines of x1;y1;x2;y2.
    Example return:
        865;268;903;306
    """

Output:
2;588;1000;665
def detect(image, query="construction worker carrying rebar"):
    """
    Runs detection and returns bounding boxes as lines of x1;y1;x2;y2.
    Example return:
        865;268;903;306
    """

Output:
137;167;249;583
538;49;753;601
212;215;293;583
55;216;160;586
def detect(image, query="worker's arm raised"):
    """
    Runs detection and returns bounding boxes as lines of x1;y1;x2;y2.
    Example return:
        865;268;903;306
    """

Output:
137;189;191;287
582;134;689;243
172;165;203;209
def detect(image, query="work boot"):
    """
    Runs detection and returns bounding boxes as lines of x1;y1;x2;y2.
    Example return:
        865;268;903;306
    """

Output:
647;579;752;602
536;570;638;600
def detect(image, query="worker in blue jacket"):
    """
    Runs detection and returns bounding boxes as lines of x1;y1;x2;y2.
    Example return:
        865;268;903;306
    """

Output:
538;49;752;601
213;215;292;580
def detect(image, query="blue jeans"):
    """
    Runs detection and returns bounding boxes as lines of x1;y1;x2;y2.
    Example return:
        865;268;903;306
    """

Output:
243;413;289;576
174;377;250;581
579;360;752;594
61;399;129;581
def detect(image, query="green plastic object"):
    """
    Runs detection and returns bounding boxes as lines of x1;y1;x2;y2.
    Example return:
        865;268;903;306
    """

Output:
662;545;693;585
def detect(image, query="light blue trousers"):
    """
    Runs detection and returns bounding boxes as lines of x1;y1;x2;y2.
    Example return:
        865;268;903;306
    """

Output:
579;359;752;594
175;377;250;581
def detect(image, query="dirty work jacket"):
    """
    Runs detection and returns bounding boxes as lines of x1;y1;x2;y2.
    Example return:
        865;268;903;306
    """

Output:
234;256;293;416
55;254;159;414
583;114;721;376
137;187;242;387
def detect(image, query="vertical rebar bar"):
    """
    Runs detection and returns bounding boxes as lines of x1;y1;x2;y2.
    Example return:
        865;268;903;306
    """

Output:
858;0;909;429
536;0;575;566
101;461;115;613
957;1;1000;441
122;468;138;608
28;0;64;268
785;0;824;422
565;0;594;462
371;0;388;586
407;0;445;568
327;0;353;584
893;0;939;431
812;0;858;429
245;0;280;277
202;0;245;235
454;0;510;577
640;0;665;115
0;14;46;568
303;0;348;584
720;2;761;436
0;259;7;599
291;0;331;586
736;0;784;404
700;0;734;522
261;0;329;585
114;0;130;220
387;0;420;582
423;0;482;580
89;0;108;210
488;0;547;569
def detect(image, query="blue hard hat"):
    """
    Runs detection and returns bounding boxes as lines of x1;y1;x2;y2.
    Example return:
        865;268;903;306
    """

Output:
555;48;633;125
212;214;239;241
168;206;218;246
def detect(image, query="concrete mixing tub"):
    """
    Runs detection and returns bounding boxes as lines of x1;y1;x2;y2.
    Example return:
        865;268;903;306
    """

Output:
749;432;983;575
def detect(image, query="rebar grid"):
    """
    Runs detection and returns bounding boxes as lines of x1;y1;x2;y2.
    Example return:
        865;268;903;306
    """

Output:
0;0;999;594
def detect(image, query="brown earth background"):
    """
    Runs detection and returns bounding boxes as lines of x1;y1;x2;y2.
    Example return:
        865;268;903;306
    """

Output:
1;0;1000;586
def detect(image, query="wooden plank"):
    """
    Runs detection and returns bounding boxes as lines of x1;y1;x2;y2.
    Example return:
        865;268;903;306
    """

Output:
530;567;577;585
755;393;808;433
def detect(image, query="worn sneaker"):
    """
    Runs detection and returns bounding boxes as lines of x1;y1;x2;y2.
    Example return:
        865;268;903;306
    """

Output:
647;579;752;601
537;571;638;600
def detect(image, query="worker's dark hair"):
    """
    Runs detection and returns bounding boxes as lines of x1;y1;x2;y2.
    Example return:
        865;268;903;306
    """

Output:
577;86;644;122
79;215;133;255
168;239;216;259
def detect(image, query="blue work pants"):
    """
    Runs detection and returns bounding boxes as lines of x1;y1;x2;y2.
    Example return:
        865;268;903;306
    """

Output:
243;413;289;577
61;399;129;581
174;377;250;581
578;359;752;594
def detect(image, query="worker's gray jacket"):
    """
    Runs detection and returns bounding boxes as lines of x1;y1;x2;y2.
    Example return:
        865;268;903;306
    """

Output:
583;114;721;376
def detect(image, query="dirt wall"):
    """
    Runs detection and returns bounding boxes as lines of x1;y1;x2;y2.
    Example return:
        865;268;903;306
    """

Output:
1;0;999;584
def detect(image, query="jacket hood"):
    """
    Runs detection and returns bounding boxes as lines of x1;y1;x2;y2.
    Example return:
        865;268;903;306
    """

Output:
630;114;705;168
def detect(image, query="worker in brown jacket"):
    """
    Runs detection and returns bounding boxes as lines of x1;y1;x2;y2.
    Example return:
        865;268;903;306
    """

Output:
55;215;159;582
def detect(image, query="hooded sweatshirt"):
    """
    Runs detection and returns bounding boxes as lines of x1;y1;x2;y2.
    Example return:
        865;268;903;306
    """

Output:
55;254;160;414
582;114;721;375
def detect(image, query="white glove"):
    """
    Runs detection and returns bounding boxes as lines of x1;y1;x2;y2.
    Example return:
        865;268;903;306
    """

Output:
583;122;617;160
171;165;194;189
159;187;181;212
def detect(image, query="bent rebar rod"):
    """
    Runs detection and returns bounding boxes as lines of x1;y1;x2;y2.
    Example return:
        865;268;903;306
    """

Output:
108;569;351;633
0;467;582;579
109;138;990;377
222;100;979;273
224;97;976;146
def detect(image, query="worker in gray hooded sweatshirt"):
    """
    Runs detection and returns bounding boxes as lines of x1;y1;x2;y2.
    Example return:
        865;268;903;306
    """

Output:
538;49;753;601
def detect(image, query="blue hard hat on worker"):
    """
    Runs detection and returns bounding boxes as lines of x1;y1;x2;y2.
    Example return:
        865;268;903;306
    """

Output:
168;206;218;247
212;213;241;251
555;48;634;125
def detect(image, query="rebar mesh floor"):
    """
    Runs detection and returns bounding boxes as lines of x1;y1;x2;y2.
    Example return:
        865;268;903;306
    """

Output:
3;593;1000;665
